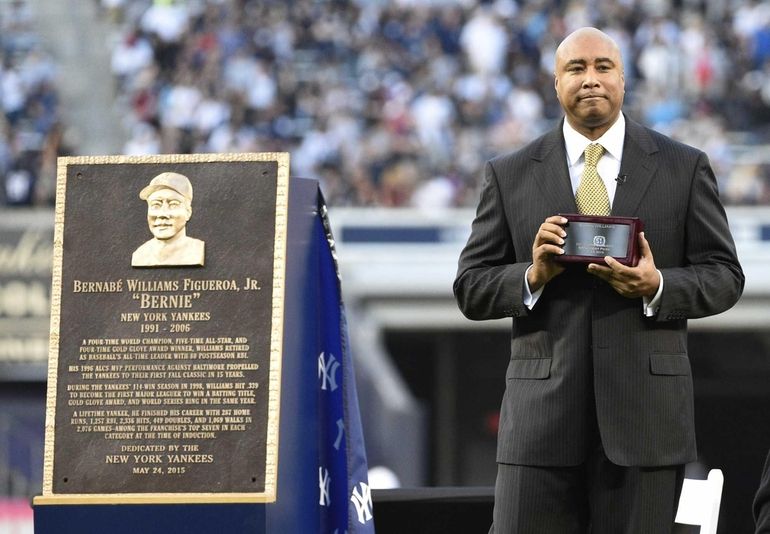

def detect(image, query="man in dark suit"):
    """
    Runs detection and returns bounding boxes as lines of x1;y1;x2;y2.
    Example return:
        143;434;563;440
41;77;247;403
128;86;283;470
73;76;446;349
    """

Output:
454;27;744;532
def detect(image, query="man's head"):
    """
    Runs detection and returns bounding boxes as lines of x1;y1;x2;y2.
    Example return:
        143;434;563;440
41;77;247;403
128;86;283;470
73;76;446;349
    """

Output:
554;27;625;140
139;172;193;241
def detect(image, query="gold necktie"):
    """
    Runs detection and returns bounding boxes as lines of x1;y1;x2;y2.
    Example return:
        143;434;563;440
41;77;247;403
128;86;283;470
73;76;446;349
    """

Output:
575;143;610;216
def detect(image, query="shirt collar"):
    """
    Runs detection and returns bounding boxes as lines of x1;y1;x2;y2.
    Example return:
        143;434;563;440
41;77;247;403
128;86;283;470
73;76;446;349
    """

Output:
562;113;626;165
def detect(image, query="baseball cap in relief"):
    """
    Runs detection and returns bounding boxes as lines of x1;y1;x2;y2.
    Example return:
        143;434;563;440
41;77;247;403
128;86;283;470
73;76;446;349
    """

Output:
139;172;193;201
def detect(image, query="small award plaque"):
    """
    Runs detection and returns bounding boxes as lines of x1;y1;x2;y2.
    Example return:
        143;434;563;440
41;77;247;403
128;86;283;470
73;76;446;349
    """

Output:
557;214;644;266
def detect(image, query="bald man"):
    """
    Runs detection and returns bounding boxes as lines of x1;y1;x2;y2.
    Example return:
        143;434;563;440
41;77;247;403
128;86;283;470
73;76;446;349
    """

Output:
454;27;743;532
132;172;205;267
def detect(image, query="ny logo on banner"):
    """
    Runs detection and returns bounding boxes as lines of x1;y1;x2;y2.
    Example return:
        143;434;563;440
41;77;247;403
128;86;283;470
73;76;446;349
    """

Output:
350;482;373;524
333;418;344;451
318;351;340;391
319;467;331;506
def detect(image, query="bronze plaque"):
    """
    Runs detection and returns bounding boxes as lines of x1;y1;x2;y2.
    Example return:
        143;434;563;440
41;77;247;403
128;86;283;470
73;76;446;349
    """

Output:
38;154;288;504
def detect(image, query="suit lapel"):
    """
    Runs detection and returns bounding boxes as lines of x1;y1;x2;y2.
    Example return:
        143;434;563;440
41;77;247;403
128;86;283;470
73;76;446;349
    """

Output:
531;124;578;214
612;117;659;217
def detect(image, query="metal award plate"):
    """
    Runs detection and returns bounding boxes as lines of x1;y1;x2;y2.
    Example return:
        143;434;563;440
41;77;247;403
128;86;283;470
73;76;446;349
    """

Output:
36;153;289;505
556;214;644;266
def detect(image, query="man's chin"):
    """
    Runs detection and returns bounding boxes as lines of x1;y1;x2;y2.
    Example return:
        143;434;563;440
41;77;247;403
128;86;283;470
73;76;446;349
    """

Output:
151;233;175;241
580;111;617;128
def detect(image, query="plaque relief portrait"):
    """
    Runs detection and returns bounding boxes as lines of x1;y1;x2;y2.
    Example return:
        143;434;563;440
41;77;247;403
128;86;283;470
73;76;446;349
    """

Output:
131;172;205;267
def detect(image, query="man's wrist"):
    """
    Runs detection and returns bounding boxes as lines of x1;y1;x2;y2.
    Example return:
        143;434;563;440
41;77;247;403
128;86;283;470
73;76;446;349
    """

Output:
527;267;543;293
642;270;664;316
523;264;544;310
644;268;661;298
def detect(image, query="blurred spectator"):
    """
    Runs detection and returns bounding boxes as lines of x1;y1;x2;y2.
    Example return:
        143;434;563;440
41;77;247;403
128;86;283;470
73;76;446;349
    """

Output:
123;121;161;155
111;30;154;90
460;6;509;75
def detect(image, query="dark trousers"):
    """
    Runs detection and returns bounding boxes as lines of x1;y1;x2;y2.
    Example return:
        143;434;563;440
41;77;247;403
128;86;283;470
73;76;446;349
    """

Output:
489;444;686;534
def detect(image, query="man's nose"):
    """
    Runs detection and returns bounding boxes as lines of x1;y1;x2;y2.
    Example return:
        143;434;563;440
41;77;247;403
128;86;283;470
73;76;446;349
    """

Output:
582;69;600;88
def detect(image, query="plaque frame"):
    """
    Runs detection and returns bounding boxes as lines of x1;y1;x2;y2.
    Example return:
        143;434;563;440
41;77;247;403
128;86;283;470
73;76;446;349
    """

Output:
556;214;644;267
36;153;289;505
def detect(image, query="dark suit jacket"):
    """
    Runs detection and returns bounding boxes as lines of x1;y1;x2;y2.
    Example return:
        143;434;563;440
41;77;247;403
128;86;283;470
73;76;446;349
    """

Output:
756;449;770;533
454;116;744;467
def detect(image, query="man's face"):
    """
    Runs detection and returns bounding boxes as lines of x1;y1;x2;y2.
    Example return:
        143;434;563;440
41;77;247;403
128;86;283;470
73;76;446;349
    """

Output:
554;31;625;138
146;188;191;241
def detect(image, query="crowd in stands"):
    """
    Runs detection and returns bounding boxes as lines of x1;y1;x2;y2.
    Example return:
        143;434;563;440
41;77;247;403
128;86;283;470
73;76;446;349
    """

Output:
5;0;770;207
0;0;67;206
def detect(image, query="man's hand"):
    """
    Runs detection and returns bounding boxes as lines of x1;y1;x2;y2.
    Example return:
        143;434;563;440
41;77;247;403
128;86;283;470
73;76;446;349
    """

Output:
587;232;660;298
527;215;568;292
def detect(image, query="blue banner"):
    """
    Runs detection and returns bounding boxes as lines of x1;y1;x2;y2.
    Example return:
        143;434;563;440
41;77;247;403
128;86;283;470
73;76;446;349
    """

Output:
316;203;375;534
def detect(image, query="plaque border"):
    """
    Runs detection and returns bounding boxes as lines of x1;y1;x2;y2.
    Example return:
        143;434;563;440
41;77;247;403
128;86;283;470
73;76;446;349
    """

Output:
36;152;289;505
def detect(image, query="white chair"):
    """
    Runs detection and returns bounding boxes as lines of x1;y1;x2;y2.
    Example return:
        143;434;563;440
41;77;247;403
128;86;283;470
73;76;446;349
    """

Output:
674;468;724;534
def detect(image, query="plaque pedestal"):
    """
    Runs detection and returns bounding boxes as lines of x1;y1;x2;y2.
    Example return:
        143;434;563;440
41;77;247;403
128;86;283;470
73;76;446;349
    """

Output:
33;178;331;533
